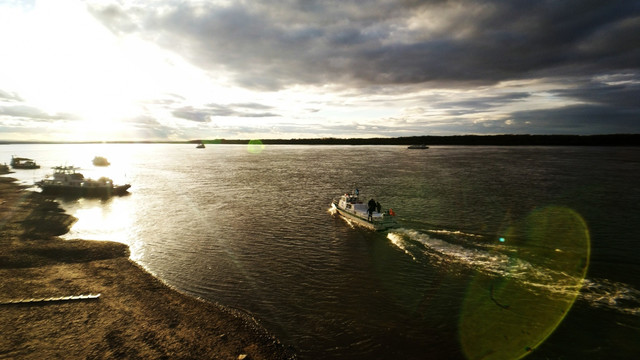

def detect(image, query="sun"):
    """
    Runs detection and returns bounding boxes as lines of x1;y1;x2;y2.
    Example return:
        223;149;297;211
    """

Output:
0;1;171;140
0;0;282;142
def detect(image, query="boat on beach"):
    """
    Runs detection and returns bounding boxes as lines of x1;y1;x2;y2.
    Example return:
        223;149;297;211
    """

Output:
36;166;131;197
331;191;398;231
92;156;110;166
10;156;40;169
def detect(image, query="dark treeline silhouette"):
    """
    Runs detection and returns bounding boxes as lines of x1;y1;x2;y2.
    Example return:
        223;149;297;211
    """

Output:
195;134;640;146
2;134;638;146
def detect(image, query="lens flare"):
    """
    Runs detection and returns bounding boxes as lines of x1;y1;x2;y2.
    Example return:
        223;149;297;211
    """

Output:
247;139;265;154
459;206;590;360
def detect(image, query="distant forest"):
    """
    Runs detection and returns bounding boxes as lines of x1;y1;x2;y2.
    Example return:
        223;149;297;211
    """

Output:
195;134;640;146
2;134;639;146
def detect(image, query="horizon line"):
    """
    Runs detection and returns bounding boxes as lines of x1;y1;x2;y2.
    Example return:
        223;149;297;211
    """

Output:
1;134;639;146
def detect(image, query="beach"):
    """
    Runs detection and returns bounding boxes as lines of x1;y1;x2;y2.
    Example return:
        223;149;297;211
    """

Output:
0;177;294;359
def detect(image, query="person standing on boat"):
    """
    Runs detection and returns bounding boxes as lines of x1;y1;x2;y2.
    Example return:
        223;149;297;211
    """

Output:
367;198;376;221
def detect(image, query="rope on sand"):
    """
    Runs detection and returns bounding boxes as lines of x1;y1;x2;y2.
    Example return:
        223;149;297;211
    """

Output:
0;294;101;305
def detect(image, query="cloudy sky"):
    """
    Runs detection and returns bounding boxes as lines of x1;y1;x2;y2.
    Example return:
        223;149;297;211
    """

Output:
1;0;638;141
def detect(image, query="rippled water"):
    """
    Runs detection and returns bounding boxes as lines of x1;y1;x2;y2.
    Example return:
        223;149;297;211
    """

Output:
2;144;639;359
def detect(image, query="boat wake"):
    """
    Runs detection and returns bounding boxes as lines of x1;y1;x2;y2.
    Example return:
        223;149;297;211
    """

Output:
580;278;640;317
387;228;640;317
387;228;519;278
424;228;483;238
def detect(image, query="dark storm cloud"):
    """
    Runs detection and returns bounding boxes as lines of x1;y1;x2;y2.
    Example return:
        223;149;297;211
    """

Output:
80;0;640;135
87;0;639;90
551;72;640;109
437;92;531;112
172;103;279;122
512;72;640;133
510;104;640;134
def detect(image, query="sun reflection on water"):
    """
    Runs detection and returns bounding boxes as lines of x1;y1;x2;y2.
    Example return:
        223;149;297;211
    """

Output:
61;197;138;259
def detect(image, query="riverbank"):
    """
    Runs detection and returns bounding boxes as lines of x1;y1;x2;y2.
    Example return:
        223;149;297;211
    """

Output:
0;177;295;359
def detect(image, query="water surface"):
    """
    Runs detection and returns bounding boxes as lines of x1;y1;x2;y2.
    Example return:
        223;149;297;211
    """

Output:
2;144;639;359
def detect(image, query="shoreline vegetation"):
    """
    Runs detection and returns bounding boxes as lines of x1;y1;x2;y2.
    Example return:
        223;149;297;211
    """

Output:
0;134;639;146
0;177;295;359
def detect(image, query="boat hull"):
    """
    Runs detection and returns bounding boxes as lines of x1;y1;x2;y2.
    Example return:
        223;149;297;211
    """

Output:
12;164;40;169
38;184;131;198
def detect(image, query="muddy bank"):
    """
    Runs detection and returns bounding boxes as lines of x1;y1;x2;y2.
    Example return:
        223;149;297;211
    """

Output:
0;177;295;359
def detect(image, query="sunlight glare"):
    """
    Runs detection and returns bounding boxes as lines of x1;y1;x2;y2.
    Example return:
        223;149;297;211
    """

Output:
63;197;134;247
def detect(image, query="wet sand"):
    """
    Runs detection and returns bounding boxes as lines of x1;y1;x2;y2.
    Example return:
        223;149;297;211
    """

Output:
0;177;295;359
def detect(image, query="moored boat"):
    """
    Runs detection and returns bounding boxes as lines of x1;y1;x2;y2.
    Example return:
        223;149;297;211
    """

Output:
36;166;130;197
331;191;398;231
10;156;40;169
92;156;110;166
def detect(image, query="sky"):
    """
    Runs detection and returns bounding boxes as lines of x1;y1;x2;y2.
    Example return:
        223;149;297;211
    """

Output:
0;0;639;141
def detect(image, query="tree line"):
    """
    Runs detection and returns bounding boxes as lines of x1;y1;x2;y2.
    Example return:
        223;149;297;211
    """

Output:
195;134;640;146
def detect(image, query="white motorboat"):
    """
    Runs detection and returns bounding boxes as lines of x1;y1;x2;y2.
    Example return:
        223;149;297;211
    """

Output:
407;144;429;149
36;166;130;197
92;156;110;166
331;191;398;231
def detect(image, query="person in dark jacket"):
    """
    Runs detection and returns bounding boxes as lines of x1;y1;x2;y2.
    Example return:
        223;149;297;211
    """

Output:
367;198;376;221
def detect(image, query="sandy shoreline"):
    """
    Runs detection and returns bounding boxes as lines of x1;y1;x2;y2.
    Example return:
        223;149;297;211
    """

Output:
0;177;295;359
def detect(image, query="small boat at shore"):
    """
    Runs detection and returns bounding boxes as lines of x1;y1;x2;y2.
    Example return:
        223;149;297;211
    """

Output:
92;156;110;166
331;191;398;231
10;156;40;169
407;144;429;149
36;166;130;197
